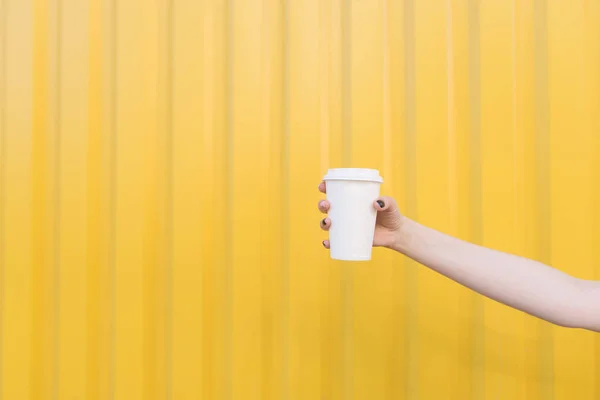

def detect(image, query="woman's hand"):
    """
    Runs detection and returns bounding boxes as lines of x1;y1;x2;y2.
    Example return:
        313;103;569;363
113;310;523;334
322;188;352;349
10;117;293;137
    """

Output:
318;181;405;249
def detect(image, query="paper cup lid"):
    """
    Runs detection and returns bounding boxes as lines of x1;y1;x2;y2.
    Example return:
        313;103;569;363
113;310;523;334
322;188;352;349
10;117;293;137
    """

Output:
323;168;383;183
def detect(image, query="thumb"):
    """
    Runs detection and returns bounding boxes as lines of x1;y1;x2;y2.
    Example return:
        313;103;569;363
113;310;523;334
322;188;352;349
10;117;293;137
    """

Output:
373;196;403;231
373;196;398;213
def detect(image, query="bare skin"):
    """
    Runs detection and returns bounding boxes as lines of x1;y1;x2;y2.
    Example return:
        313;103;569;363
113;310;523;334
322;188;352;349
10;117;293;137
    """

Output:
318;181;600;332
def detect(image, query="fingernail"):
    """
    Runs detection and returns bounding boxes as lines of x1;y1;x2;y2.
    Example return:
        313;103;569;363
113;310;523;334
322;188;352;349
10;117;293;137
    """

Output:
377;200;385;208
322;241;326;247
322;218;327;226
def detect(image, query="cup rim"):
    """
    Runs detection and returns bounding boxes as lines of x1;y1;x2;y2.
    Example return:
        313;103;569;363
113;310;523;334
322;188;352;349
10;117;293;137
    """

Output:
323;168;383;183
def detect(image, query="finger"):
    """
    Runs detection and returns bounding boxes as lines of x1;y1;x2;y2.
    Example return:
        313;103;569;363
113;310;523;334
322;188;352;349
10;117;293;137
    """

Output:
373;196;398;213
318;200;330;213
320;217;331;231
318;181;327;194
322;240;330;249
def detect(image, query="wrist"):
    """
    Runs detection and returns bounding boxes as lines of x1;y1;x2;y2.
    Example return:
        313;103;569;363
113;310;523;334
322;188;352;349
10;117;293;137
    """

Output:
390;216;417;254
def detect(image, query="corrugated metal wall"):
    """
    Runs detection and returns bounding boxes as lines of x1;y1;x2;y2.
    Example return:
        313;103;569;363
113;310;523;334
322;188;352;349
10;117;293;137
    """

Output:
0;0;599;399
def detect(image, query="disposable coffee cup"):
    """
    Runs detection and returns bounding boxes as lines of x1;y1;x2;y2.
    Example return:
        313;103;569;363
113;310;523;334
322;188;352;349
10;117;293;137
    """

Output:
323;168;383;261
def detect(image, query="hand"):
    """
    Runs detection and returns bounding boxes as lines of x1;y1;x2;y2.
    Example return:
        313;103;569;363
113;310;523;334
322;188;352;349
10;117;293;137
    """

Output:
318;181;405;249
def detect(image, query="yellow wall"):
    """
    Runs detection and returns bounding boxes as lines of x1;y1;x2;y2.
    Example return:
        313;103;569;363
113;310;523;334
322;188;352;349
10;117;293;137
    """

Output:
0;0;599;399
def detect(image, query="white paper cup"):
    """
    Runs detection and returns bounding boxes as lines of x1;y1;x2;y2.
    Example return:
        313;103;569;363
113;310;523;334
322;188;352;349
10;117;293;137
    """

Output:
323;168;383;261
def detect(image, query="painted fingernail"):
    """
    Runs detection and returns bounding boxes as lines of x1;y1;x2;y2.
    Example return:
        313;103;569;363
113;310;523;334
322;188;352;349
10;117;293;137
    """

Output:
322;218;327;226
377;200;385;208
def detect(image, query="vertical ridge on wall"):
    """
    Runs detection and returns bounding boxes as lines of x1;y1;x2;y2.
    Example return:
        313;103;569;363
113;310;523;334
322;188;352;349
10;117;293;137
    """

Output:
321;0;343;398
467;1;484;397
224;1;234;397
386;0;408;398
144;0;173;398
162;2;174;397
96;0;119;396
351;0;391;397
50;0;62;396
385;1;402;398
507;2;530;398
381;0;401;397
107;0;117;396
260;2;274;397
588;4;600;399
171;0;202;398
114;0;149;397
321;26;338;399
513;1;540;398
549;2;596;399
534;1;554;398
340;0;352;398
288;0;322;398
341;0;351;164
0;0;5;395
2;1;33;398
584;0;598;397
447;1;473;398
259;0;286;398
48;0;62;396
165;2;174;394
87;0;111;397
446;0;456;238
31;0;54;397
141;3;159;396
414;0;453;397
317;1;334;398
481;0;512;397
87;1;101;397
280;0;291;398
58;0;89;397
271;0;287;397
402;0;418;398
202;1;232;398
230;0;269;396
202;5;215;399
206;11;218;395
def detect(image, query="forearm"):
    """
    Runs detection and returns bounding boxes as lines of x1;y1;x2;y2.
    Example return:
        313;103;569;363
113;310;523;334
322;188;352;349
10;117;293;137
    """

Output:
392;217;598;330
